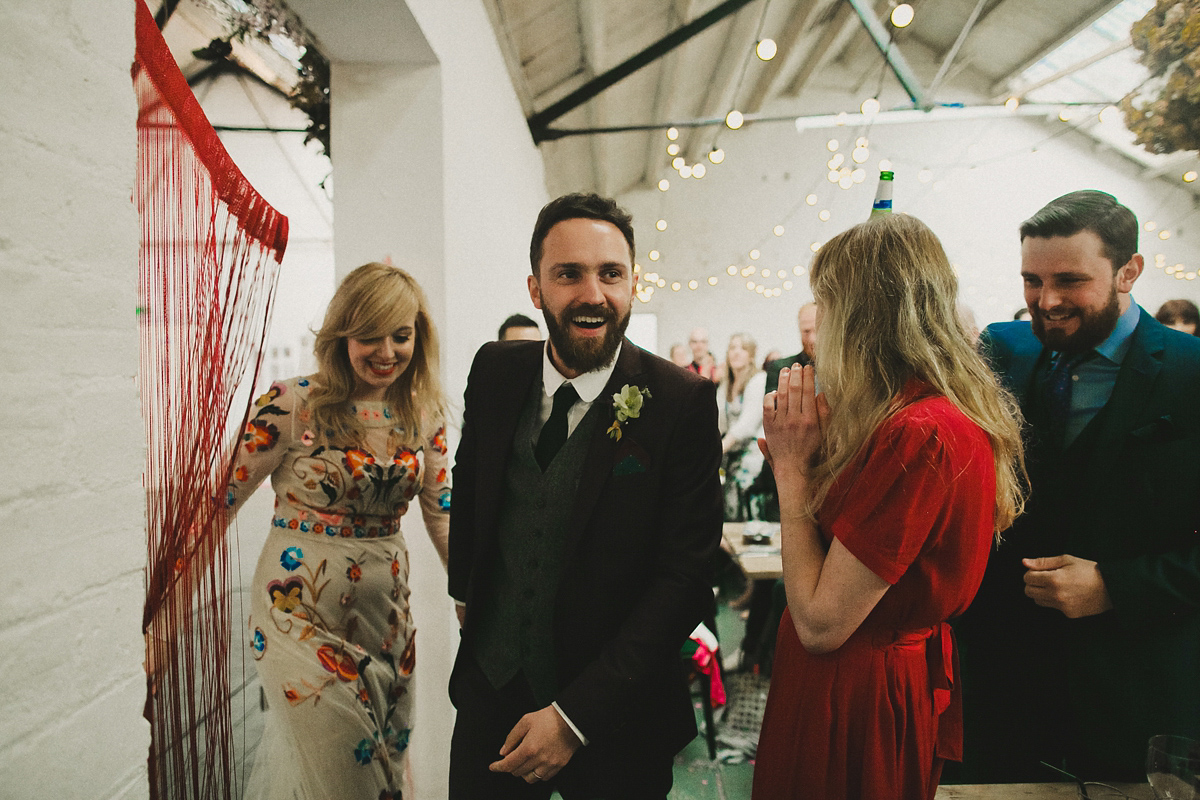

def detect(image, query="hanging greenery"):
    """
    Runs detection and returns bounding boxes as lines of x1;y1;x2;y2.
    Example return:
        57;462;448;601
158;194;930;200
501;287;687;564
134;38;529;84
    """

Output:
1120;0;1200;155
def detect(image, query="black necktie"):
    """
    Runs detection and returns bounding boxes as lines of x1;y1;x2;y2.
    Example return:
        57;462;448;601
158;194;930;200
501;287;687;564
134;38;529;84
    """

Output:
1041;350;1094;441
536;383;579;470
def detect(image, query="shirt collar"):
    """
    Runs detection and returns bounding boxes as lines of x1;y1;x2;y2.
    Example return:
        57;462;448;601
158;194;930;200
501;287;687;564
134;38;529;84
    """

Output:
541;340;623;403
1090;298;1140;366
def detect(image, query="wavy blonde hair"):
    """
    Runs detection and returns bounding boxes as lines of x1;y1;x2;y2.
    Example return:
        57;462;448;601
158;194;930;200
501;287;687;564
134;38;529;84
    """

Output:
308;263;447;448
807;214;1026;535
723;332;759;403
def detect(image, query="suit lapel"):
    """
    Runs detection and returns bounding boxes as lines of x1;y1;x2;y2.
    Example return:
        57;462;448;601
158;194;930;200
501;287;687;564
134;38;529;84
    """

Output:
563;340;646;556
478;345;542;532
1088;310;1164;472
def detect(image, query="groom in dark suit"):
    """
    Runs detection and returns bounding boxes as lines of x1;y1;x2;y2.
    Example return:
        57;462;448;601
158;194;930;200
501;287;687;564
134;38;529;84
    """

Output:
953;190;1200;783
447;193;723;798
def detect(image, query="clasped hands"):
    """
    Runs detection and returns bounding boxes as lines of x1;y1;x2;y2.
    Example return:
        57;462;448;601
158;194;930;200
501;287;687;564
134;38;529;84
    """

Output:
1022;555;1113;618
489;705;581;784
758;364;827;482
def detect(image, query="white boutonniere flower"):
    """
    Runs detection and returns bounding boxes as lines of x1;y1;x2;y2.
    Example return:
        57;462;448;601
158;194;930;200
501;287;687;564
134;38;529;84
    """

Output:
607;384;652;441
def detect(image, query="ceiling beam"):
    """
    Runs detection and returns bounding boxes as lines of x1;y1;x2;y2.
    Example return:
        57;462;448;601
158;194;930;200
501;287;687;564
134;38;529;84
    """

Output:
743;0;820;113
783;0;854;96
637;0;696;187
679;1;761;162
988;0;1124;95
578;0;608;194
843;0;927;107
993;36;1130;102
527;0;760;143
926;0;987;101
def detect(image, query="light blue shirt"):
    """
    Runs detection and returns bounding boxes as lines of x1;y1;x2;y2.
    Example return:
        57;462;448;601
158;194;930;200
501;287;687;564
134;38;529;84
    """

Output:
1061;299;1140;445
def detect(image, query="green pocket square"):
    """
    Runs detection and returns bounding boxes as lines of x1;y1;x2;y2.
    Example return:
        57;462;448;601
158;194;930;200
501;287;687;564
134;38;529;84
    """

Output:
613;454;646;475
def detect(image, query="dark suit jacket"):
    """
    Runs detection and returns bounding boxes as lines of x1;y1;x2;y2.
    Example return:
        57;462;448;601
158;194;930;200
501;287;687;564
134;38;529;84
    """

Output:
763;351;813;394
958;310;1200;779
449;338;724;754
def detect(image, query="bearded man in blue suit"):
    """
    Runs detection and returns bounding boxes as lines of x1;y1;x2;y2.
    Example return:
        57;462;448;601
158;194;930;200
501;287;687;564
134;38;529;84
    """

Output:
954;190;1200;783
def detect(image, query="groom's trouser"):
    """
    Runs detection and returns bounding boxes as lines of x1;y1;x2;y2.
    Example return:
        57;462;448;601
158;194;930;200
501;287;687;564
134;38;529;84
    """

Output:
448;651;672;800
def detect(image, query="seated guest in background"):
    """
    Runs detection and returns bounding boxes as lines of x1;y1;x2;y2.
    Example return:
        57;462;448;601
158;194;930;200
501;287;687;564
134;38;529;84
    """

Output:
498;312;541;341
717;332;767;521
669;342;692;368
955;190;1200;782
752;213;1025;800
448;192;723;799
1154;297;1199;335
765;302;818;393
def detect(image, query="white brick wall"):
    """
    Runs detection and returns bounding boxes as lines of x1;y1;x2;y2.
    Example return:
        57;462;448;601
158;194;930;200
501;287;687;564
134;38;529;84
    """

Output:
0;1;151;797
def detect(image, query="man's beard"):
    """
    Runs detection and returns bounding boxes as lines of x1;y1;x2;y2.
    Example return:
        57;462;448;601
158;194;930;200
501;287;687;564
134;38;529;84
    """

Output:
1030;283;1120;354
543;302;630;374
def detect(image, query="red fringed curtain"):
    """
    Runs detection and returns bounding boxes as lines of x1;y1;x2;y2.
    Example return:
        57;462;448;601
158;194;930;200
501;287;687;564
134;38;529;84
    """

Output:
134;0;288;796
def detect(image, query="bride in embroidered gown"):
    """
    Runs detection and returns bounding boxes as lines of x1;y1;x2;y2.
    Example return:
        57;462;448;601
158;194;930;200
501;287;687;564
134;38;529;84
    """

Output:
230;263;451;800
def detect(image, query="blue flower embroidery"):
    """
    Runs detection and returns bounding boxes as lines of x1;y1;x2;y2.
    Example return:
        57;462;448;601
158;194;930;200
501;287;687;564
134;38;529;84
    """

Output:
298;378;310;387
280;547;304;571
438;488;451;512
226;489;236;508
354;738;374;765
251;628;266;654
394;728;411;753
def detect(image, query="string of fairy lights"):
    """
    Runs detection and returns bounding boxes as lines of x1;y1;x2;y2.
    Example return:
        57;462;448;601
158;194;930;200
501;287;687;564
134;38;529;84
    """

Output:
629;3;1199;305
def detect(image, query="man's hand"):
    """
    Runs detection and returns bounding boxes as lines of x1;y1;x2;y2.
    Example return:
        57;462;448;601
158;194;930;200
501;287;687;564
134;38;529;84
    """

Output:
1022;555;1114;618
489;705;581;784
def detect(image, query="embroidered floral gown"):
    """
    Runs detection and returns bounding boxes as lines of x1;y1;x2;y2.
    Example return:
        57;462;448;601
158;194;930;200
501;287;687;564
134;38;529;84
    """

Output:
230;377;451;800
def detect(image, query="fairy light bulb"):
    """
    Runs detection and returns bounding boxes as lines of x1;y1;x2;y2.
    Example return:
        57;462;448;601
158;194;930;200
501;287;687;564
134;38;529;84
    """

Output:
656;219;667;231
773;225;785;236
756;38;777;60
658;179;670;192
708;148;725;164
725;110;745;130
890;3;914;27
667;143;681;156
666;127;679;141
692;163;707;179
805;194;818;205
861;97;881;115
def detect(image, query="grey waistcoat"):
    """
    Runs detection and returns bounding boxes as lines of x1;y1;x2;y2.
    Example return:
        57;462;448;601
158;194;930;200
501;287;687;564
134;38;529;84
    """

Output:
470;380;606;705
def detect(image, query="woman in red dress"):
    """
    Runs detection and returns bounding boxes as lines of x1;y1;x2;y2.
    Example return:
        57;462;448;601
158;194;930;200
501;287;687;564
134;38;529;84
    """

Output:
751;214;1026;800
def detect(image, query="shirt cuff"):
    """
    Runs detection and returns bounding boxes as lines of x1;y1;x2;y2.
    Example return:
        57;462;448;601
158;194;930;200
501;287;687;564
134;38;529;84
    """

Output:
551;702;589;746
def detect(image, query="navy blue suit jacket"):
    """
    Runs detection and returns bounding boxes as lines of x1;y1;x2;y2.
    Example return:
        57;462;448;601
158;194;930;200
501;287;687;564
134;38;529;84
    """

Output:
956;309;1200;780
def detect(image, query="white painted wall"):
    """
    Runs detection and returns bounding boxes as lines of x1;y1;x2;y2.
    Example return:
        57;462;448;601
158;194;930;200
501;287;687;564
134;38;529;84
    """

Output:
0;1;151;798
281;2;548;798
623;110;1200;366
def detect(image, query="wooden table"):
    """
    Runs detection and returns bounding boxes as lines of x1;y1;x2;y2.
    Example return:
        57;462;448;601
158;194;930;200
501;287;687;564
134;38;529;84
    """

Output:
722;521;782;580
934;783;1153;798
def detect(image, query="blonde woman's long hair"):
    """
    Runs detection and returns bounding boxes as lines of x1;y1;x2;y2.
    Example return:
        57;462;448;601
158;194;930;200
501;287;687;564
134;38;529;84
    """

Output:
723;332;759;403
808;214;1026;535
308;263;448;448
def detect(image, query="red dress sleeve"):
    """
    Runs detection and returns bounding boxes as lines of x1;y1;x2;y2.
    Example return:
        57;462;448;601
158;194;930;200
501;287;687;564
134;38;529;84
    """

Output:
824;410;953;585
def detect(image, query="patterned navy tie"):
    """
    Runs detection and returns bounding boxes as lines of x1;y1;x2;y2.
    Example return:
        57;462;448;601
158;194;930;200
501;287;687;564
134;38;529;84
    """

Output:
535;382;579;470
1042;350;1093;441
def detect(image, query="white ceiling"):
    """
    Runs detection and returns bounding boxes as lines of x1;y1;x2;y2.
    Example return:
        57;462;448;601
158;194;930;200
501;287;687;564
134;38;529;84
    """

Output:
481;0;1199;198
